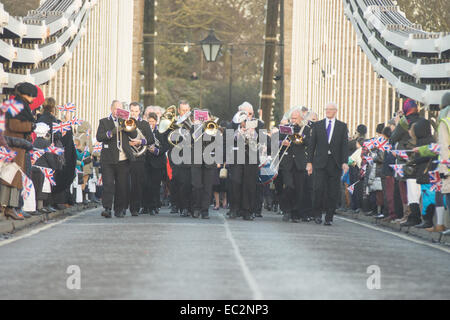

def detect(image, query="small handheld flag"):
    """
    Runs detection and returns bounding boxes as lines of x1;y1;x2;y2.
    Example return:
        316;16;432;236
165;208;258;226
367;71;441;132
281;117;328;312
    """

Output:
0;146;17;163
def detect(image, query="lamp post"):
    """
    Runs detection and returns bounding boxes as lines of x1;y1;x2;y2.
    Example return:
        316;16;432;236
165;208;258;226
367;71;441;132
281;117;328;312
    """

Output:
200;29;222;62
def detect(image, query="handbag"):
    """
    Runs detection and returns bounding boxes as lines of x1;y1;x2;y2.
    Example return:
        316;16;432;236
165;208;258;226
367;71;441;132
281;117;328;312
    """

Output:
219;167;228;179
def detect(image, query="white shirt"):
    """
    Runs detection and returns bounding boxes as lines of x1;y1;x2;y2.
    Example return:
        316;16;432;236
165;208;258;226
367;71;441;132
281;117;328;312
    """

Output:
325;117;336;144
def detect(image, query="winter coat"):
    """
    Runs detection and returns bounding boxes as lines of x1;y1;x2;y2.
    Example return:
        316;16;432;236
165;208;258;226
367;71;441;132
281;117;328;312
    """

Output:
409;119;437;185
0;97;34;189
32;137;61;200
390;113;421;150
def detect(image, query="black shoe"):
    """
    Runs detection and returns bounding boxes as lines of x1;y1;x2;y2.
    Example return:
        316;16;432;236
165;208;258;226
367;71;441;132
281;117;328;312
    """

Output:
414;221;433;229
101;209;112;218
401;219;420;227
141;208;150;215
315;218;323;224
114;210;125;218
192;210;200;219
201;212;210;219
55;204;66;211
243;214;254;221
301;217;310;222
39;207;51;214
170;206;179;214
47;206;57;213
29;211;42;216
155;208;160;214
131;211;139;217
324;221;333;226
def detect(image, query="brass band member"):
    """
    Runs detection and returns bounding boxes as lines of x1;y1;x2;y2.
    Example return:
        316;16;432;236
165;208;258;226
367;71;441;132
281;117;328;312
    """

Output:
278;108;311;223
128;102;153;216
96;100;137;218
227;102;266;221
168;100;192;217
143;112;169;215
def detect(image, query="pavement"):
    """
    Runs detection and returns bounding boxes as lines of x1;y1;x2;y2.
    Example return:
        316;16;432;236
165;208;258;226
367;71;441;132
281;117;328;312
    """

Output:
0;206;449;300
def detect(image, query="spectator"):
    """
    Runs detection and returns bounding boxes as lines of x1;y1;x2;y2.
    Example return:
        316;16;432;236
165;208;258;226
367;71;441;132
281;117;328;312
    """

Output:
0;83;36;220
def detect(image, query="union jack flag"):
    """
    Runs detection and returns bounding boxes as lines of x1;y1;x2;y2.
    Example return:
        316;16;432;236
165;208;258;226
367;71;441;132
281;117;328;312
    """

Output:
52;122;72;134
390;164;404;178
391;150;409;161
0;113;5;132
31;149;45;165
2;99;24;117
45;144;64;156
428;143;441;154
93;142;102;153
434;159;450;167
0;146;17;163
363;155;373;165
363;139;375;150
360;164;367;178
21;174;34;200
374;136;392;151
428;170;442;192
81;146;90;161
36;166;56;186
57;102;76;113
347;182;358;195
70;116;83;126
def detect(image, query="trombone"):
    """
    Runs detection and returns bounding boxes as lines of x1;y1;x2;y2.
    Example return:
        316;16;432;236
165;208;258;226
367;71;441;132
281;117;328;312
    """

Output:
270;123;307;172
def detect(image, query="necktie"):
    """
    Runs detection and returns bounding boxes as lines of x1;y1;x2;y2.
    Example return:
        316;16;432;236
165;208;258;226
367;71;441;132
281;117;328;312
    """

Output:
326;120;332;142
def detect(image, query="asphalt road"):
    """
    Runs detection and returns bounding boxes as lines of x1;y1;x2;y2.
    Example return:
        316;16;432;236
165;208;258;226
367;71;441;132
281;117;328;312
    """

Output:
0;207;449;300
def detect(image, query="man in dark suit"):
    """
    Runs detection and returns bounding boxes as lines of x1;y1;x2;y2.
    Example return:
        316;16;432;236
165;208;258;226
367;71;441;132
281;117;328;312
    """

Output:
168;100;192;217
96;100;137;218
128;102;153;216
143;112;169;215
306;102;349;226
278;109;311;223
227;102;267;221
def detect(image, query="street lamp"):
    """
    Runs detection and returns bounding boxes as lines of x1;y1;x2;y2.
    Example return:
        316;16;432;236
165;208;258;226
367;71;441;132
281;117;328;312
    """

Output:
200;29;222;62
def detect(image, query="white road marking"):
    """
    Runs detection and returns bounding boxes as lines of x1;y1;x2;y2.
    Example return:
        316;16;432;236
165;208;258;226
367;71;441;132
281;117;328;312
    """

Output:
219;213;263;300
336;216;450;254
0;208;97;247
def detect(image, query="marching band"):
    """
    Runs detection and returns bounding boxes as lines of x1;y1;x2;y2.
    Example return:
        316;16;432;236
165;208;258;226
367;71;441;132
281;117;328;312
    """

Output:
95;98;332;224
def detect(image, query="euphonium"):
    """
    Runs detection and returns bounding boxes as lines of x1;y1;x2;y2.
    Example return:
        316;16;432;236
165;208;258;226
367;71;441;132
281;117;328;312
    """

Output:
158;105;177;134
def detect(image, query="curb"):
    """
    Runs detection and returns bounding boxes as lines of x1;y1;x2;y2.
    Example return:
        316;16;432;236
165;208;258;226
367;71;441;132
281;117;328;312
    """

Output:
335;210;450;247
0;203;99;235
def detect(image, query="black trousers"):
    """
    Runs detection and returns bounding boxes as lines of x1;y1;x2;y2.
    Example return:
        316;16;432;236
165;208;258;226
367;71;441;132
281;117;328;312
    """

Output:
129;160;146;213
144;164;164;210
101;160;130;212
230;164;258;215
280;167;306;219
312;155;341;222
172;165;191;210
191;166;215;212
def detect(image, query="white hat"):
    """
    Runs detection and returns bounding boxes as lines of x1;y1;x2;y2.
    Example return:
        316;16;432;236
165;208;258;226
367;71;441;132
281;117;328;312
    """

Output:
34;122;50;137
